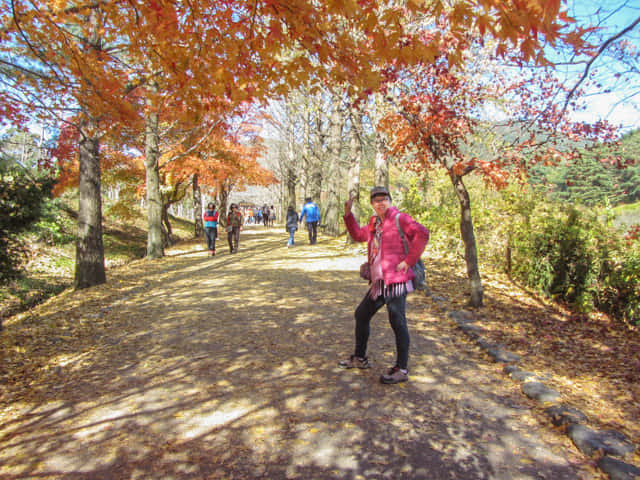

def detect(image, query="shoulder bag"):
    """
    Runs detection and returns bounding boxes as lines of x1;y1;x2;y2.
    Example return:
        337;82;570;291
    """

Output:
395;213;427;291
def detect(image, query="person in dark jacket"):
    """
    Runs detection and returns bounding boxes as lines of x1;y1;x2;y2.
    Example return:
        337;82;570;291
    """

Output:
285;205;299;247
225;204;243;254
339;186;429;384
203;203;219;256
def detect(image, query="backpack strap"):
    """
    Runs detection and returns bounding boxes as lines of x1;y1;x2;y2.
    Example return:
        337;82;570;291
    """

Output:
395;213;409;255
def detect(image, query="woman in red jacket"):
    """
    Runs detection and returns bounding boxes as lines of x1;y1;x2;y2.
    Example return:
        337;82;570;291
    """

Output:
340;186;429;384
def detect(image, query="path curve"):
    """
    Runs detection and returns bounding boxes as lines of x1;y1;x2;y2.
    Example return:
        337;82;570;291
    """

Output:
0;226;598;479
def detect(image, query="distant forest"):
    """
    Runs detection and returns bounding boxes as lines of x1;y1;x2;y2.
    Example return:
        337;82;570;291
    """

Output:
531;129;640;207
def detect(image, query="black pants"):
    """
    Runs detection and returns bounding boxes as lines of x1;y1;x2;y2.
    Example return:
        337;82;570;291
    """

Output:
354;291;409;370
306;221;318;244
227;227;240;252
205;227;217;251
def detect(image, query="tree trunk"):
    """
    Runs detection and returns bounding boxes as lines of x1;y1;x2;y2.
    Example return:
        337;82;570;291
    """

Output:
144;86;164;259
346;107;363;231
218;181;230;224
323;94;344;236
285;126;297;209
74;117;106;290
374;132;389;188
193;174;203;238
449;170;483;307
308;108;324;203
300;106;311;203
162;204;173;246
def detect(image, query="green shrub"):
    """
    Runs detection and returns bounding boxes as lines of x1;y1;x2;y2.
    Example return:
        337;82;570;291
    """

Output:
0;166;55;282
398;172;640;326
507;200;640;324
595;237;640;325
511;207;600;311
32;198;76;245
399;175;462;254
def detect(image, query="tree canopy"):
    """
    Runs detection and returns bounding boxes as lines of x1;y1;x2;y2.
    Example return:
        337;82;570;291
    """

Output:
0;0;622;289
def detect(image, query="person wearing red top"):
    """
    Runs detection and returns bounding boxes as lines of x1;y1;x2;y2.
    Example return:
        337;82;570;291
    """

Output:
203;203;219;256
339;186;429;384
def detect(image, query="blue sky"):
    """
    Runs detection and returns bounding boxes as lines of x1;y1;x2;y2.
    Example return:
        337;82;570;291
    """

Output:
557;0;640;131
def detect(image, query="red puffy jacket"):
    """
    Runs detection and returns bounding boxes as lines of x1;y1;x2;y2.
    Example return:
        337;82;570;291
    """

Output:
344;206;429;285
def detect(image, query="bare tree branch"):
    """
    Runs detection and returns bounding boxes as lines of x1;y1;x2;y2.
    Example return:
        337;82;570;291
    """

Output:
562;15;640;114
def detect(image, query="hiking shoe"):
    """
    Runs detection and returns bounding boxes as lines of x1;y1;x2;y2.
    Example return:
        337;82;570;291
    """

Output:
338;355;370;369
380;366;408;384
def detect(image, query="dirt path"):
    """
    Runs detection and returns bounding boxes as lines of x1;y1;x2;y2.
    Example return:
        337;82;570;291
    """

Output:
0;226;601;479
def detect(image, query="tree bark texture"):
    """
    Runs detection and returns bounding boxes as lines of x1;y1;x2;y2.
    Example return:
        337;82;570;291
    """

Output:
346;107;363;230
218;181;229;225
74;10;106;289
144;92;164;259
308;108;324;203
374;132;389;188
323;94;344;236
162;204;173;246
285;127;297;209
300;107;311;203
74;118;106;290
192;174;203;238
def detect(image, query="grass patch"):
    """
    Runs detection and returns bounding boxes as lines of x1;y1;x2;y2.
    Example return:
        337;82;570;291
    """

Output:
1;197;196;321
613;201;640;228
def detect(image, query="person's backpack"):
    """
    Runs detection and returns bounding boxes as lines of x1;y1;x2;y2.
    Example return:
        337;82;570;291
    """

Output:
395;214;428;292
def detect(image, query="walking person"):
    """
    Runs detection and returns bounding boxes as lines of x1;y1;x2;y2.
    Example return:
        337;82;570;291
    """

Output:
339;186;429;384
299;197;321;244
269;205;276;227
203;203;219;256
285;205;299;247
225;203;243;254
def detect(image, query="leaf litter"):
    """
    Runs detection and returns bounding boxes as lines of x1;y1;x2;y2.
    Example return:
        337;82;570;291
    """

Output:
0;227;636;478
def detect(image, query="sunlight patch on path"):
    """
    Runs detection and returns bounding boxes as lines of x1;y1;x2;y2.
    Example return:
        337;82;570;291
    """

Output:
0;228;595;479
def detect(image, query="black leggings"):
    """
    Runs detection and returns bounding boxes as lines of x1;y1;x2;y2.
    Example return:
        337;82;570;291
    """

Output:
354;291;409;370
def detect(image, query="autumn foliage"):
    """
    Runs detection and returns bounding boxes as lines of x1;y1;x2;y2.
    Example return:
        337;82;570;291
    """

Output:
0;0;607;287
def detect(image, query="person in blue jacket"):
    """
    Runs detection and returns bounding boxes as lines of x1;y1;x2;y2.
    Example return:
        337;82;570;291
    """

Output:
299;197;321;244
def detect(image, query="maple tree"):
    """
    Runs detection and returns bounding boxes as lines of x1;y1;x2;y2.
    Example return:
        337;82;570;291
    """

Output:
1;3;140;288
157;112;274;240
378;28;617;307
1;0;593;289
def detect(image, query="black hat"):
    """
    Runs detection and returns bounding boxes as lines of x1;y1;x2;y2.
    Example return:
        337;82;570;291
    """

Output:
370;186;391;201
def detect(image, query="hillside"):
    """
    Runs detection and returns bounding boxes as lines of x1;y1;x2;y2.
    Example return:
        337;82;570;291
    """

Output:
0;200;193;322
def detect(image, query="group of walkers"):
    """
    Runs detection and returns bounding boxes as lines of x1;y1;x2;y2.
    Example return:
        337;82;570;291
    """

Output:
203;187;429;386
202;202;244;256
243;205;275;226
285;197;321;247
203;202;278;256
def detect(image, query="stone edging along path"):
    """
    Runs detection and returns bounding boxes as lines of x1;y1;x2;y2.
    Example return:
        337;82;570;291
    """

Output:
436;301;640;480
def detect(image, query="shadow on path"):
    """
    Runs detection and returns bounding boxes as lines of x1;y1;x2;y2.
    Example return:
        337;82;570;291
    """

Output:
0;227;592;479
